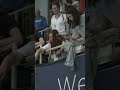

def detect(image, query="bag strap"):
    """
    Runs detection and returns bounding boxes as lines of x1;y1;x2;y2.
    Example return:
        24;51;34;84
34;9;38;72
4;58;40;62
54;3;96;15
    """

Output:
62;14;67;33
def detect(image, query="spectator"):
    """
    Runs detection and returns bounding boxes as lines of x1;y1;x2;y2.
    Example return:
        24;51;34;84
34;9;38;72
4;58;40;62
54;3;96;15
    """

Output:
35;30;64;62
51;1;67;35
0;33;44;80
64;5;85;70
0;3;23;85
56;32;71;58
66;5;84;39
35;9;47;31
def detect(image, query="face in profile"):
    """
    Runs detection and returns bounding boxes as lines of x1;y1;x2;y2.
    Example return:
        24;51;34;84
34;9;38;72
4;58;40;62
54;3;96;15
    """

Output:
49;33;53;42
52;5;60;15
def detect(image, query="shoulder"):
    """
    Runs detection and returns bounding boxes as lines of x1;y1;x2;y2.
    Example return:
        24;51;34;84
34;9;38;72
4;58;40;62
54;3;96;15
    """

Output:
51;15;55;19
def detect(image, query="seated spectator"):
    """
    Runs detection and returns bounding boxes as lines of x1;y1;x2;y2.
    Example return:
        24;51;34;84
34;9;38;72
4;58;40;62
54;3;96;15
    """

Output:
35;30;64;62
0;41;35;80
35;9;47;31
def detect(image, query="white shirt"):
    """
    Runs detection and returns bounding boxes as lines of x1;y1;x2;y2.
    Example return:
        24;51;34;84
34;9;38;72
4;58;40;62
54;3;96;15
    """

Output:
51;14;67;35
42;43;59;61
42;43;51;50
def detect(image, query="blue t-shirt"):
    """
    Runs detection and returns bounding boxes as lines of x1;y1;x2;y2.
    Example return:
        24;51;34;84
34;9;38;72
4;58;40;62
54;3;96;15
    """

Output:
35;16;47;31
0;13;17;37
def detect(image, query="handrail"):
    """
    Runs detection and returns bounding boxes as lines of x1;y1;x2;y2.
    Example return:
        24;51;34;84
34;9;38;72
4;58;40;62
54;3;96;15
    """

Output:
36;38;85;65
38;27;51;33
39;44;42;64
46;38;85;52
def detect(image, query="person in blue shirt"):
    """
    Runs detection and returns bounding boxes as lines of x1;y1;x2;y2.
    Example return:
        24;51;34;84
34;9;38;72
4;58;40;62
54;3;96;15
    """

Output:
35;9;47;31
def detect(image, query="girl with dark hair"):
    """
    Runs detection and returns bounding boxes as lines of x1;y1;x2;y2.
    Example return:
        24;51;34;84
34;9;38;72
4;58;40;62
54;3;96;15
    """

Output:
35;29;64;62
64;5;85;70
66;5;84;40
65;5;80;32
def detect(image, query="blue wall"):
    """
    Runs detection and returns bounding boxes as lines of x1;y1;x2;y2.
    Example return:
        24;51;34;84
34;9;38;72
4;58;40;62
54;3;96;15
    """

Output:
35;55;85;90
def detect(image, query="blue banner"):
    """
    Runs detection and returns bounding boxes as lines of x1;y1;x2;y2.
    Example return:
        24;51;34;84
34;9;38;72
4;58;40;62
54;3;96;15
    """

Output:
35;54;85;90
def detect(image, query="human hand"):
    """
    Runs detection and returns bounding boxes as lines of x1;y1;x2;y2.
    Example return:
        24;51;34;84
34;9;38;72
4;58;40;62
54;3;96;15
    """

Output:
35;48;45;60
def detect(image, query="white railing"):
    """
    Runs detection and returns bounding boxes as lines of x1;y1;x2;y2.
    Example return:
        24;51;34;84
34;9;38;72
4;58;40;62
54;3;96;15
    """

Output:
37;38;85;64
38;27;51;40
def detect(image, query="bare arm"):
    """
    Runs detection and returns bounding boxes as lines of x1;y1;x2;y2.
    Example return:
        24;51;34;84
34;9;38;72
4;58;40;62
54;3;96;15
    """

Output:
35;37;45;46
70;32;81;40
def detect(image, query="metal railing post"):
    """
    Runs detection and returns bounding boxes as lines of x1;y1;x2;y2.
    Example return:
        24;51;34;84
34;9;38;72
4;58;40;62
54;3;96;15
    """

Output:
39;44;42;64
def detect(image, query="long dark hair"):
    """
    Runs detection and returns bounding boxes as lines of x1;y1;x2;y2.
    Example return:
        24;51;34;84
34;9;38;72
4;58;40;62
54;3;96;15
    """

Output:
48;30;64;54
66;5;80;28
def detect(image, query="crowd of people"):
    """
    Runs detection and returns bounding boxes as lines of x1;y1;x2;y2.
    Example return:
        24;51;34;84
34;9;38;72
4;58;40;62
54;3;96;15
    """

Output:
35;0;85;64
0;0;85;86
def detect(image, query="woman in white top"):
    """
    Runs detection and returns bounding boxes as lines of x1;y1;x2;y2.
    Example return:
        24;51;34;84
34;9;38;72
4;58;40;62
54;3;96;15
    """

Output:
51;1;67;35
35;30;64;61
